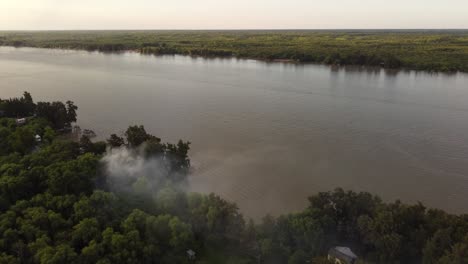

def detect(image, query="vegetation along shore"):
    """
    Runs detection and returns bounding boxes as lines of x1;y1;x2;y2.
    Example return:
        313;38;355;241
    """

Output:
0;92;467;263
1;30;468;72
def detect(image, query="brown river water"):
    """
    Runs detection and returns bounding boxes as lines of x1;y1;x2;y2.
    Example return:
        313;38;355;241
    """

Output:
1;47;468;219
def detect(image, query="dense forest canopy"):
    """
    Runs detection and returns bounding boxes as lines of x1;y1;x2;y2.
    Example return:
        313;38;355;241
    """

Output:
0;92;467;263
1;30;468;72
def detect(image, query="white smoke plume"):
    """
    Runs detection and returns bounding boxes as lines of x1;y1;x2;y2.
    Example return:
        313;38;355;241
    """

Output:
100;145;174;194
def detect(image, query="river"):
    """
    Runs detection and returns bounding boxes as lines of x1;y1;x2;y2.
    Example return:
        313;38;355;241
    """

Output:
1;47;468;219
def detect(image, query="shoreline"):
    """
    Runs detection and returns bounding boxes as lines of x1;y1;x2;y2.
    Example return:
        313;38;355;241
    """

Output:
2;45;466;75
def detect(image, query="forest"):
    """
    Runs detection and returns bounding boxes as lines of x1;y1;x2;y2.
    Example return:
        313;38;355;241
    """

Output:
1;30;468;72
0;92;467;263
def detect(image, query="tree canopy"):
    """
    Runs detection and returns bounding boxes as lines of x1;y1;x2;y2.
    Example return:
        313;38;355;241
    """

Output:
1;31;467;72
0;92;467;263
0;92;77;130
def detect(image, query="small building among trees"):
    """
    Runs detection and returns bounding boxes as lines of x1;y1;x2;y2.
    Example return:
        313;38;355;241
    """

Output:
186;249;196;261
328;247;358;264
16;118;27;126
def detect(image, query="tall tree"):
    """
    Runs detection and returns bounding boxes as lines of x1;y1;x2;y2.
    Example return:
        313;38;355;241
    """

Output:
124;125;159;147
66;101;78;124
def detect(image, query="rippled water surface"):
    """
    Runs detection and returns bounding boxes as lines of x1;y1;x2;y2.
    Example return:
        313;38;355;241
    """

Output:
2;47;468;218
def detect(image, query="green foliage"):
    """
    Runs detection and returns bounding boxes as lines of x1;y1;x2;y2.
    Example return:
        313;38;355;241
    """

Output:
45;153;100;195
125;125;158;147
1;30;468;72
288;249;308;264
0;92;77;132
43;127;56;143
79;136;107;155
36;101;77;130
106;134;125;148
1;93;467;263
8;126;35;154
0;91;35;117
436;234;468;264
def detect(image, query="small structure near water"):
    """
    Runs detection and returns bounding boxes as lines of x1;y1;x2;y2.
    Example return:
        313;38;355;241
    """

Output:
186;249;196;261
328;247;358;264
16;118;27;126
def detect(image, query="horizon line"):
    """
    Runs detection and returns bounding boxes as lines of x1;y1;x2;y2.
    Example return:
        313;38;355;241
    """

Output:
1;28;468;31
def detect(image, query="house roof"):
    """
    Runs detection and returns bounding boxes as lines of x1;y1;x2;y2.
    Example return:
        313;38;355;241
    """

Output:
334;247;357;259
329;246;358;262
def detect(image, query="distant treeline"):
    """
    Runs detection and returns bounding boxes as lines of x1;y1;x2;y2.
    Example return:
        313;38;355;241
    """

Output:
0;92;467;264
1;31;468;72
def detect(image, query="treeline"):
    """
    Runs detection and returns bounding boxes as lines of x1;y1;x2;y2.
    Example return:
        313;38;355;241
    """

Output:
0;92;77;130
141;46;233;57
1;31;467;72
0;93;467;263
0;92;77;155
142;44;402;68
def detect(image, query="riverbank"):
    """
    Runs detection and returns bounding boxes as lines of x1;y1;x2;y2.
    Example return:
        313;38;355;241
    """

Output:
2;91;468;264
3;46;468;218
1;30;467;72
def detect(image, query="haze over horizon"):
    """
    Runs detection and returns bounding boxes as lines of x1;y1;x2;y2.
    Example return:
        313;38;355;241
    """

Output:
1;0;468;30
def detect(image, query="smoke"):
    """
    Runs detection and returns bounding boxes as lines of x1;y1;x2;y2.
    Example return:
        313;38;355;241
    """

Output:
102;146;166;179
100;145;174;195
99;142;292;220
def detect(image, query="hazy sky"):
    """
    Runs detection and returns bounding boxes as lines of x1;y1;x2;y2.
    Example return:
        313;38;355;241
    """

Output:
1;0;467;30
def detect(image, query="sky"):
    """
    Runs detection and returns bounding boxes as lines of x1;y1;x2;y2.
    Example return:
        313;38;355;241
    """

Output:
1;0;467;30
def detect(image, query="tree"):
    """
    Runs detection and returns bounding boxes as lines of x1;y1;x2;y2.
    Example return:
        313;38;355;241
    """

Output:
73;191;118;225
289;250;308;264
423;229;453;264
1;92;35;117
22;91;35;116
125;125;159;147
79;136;106;155
106;134;125;148
168;217;193;251
72;218;100;248
165;140;191;175
66;101;78;124
36;102;68;129
37;244;78;264
144;138;165;157
0;253;19;264
79;135;94;153
43;127;56;143
80;240;102;263
46;153;99;195
23;92;33;105
9;126;35;154
436;235;468;264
